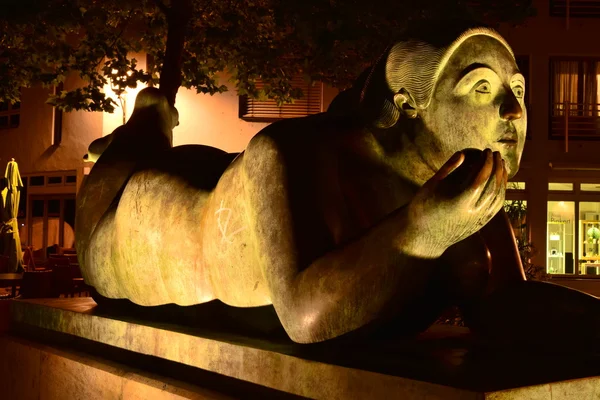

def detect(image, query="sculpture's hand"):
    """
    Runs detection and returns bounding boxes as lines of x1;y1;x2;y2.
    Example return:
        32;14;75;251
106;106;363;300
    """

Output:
404;148;507;258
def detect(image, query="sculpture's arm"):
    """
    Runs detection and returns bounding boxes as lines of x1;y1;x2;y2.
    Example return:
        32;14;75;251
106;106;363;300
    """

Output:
244;137;506;343
480;209;527;292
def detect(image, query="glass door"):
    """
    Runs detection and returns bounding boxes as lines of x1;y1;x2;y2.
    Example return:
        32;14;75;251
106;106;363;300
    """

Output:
547;201;575;275
26;195;76;261
578;201;600;275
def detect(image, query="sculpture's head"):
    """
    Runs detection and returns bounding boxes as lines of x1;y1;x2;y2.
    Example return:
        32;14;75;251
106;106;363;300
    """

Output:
360;21;526;181
129;87;176;146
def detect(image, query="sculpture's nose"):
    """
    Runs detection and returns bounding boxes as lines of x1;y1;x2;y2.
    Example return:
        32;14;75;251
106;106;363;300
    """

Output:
500;91;523;121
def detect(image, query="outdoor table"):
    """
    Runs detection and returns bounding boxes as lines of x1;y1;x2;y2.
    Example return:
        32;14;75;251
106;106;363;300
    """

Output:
0;273;23;297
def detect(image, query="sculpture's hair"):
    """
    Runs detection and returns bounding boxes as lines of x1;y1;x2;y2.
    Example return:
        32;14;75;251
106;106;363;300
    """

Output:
359;22;515;128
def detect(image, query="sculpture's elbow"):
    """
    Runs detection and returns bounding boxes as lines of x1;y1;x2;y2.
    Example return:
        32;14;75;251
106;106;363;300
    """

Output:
279;305;336;344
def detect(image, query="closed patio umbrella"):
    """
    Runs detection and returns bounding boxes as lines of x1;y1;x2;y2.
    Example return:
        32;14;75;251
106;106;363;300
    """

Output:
1;159;23;272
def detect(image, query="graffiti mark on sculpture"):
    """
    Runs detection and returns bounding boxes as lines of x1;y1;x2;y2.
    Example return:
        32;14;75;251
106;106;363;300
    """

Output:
215;200;246;243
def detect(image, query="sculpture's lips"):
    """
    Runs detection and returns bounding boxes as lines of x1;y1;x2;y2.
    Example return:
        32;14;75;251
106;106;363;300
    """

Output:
497;131;518;144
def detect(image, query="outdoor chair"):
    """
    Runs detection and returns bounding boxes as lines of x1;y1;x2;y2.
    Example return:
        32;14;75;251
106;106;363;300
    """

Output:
48;255;70;268
50;265;74;298
69;263;82;279
19;270;53;298
59;247;77;255
0;255;9;273
22;246;36;271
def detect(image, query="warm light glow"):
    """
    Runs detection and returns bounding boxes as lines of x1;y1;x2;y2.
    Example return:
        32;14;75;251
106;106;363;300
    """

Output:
550;234;561;240
102;79;145;131
559;201;565;206
101;52;148;136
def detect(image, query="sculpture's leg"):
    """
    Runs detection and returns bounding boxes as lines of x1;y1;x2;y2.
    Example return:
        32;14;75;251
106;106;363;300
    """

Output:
462;281;600;353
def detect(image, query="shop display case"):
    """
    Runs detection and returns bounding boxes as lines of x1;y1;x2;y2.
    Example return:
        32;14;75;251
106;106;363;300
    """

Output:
547;221;566;274
580;220;600;275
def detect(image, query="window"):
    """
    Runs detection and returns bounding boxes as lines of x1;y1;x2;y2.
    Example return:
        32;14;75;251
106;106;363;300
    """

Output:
549;182;574;191
579;202;600;275
25;172;76;189
0;101;20;129
239;77;323;122
581;183;600;192
546;182;600;276
550;0;600;17
47;176;63;185
29;176;45;186
547;201;575;275
508;181;526;191
505;181;528;251
18;177;27;219
505;199;528;247
27;195;76;254
53;83;63;145
550;58;600;138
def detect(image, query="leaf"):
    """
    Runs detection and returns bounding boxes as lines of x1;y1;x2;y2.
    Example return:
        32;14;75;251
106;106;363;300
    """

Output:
0;0;537;113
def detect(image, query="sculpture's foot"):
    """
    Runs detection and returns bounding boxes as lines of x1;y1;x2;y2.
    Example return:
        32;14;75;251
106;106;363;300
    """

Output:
463;280;600;354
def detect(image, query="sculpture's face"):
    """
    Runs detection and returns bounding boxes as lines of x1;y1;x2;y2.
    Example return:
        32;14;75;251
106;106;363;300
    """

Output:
414;35;526;179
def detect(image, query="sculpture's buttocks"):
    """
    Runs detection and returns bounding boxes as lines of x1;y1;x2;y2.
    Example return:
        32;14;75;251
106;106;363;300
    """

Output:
85;145;273;307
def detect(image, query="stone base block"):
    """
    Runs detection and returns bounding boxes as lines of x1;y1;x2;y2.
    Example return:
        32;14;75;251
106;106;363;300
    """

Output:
3;298;600;399
0;334;230;400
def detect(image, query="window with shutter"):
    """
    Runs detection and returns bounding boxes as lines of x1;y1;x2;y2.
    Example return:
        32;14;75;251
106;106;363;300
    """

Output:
0;100;20;129
239;77;323;122
549;57;600;139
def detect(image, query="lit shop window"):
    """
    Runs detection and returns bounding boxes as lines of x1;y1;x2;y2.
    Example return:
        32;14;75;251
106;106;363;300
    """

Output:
581;183;600;192
508;182;526;191
505;182;528;246
549;182;573;191
579;202;600;275
504;199;528;247
547;201;575;275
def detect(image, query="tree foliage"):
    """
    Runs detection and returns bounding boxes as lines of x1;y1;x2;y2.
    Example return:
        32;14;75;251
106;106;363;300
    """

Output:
0;0;535;113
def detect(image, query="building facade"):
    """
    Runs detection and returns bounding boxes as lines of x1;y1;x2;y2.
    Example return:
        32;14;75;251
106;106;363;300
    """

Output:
3;0;600;294
495;0;600;295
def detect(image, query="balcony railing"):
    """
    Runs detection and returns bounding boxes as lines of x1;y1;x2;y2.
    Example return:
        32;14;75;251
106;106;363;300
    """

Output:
551;102;600;138
550;0;600;17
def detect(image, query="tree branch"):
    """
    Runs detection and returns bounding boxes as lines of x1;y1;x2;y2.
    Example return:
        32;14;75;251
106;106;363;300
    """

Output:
154;0;169;15
159;0;192;106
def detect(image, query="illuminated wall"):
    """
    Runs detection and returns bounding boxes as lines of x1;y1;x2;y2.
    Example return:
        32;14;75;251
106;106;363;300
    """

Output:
102;66;339;153
0;81;101;176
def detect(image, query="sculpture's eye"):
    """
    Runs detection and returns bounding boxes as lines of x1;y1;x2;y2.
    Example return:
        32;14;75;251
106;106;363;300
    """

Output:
475;81;491;94
513;85;525;99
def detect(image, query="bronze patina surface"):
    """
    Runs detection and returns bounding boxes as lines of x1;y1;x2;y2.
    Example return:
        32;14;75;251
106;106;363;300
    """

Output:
76;20;600;346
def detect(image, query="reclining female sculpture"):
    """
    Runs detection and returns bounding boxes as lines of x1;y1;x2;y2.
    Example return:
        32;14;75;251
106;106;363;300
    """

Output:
76;21;600;346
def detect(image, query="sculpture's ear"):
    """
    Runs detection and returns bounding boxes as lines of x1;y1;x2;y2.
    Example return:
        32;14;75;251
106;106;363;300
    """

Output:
393;88;418;119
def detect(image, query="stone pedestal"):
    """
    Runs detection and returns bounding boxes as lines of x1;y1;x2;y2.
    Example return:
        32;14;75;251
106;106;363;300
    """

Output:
1;298;600;399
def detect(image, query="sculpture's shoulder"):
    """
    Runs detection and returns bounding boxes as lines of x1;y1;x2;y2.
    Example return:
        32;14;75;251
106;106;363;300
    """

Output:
245;112;351;166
